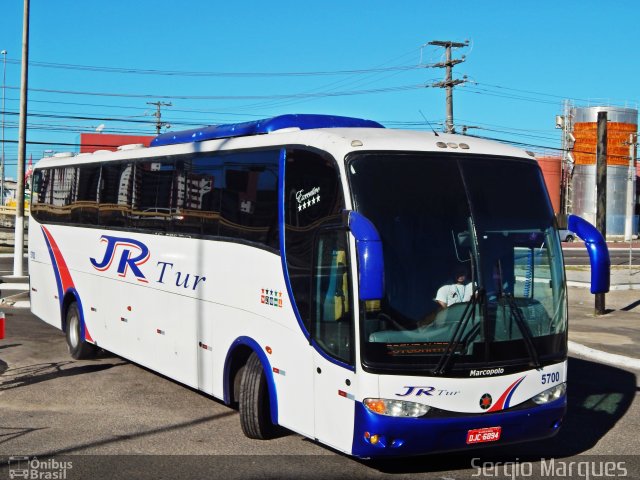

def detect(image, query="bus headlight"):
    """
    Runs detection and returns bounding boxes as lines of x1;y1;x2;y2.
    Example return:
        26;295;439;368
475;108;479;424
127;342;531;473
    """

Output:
363;398;430;417
532;383;566;405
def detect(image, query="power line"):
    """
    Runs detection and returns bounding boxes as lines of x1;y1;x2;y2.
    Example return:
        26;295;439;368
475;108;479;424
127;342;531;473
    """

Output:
0;108;204;127
5;83;426;100
4;57;424;78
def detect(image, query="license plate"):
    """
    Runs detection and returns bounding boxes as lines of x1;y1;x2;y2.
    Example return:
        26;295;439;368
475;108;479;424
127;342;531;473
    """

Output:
466;426;502;444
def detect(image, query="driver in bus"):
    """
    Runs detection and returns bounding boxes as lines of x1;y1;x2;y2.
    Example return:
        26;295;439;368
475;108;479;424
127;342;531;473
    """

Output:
434;267;473;309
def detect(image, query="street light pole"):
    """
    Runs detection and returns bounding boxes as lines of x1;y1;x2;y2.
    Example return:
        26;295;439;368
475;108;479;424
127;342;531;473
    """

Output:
14;0;29;277
1;50;6;207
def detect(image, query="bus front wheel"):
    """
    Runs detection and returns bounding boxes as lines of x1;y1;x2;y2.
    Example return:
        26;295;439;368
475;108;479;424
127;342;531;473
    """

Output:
239;352;275;439
65;302;97;360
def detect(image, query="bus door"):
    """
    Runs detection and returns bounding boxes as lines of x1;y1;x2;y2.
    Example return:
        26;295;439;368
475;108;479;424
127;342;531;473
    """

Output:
283;148;356;448
311;228;356;452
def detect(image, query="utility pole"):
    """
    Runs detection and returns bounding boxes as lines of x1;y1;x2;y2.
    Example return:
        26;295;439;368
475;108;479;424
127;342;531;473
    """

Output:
147;101;172;135
595;111;607;315
13;0;29;277
428;40;468;134
1;50;7;207
624;132;638;241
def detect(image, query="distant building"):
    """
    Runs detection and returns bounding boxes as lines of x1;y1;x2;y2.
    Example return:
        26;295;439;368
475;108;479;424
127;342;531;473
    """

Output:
536;156;561;214
77;133;155;154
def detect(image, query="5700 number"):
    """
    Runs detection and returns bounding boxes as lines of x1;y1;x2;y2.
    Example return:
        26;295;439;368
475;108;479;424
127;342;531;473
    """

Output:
541;372;560;384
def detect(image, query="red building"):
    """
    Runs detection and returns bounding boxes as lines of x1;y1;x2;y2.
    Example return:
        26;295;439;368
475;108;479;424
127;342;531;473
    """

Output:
78;133;155;154
536;156;561;214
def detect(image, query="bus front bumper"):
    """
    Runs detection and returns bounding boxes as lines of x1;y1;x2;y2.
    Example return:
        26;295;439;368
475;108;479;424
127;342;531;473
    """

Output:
351;396;566;458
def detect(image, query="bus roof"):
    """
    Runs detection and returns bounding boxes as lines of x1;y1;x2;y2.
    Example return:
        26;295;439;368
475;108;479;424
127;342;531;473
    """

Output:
35;117;534;168
150;114;385;147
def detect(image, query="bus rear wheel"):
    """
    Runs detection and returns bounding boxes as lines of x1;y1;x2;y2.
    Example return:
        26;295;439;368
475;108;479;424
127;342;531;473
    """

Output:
66;302;97;360
239;352;275;439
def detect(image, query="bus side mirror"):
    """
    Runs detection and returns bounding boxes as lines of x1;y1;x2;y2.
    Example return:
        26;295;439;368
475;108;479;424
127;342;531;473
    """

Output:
347;211;385;300
567;215;610;294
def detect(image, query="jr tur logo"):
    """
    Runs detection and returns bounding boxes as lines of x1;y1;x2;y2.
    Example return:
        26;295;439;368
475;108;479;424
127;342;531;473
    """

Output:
89;235;207;291
90;235;150;283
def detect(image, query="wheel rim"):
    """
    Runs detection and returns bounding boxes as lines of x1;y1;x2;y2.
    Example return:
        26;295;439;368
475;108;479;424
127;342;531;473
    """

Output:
68;311;80;348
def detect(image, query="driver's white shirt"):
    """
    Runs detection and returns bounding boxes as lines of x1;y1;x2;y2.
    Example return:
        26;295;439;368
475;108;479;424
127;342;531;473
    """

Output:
435;282;473;307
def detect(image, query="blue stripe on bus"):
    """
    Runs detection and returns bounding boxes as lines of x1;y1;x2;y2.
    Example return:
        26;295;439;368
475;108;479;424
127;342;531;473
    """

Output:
41;228;64;310
40;228;92;342
67;287;90;343
503;377;525;410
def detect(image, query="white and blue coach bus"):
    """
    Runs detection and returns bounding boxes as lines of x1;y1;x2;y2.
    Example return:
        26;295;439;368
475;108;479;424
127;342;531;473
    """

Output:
28;114;609;457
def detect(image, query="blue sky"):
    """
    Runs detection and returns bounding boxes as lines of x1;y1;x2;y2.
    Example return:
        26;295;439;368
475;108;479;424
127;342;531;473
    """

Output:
1;0;639;179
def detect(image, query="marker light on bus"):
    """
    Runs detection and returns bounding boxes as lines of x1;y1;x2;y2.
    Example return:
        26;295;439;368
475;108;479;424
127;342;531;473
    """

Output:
363;398;430;417
532;383;566;405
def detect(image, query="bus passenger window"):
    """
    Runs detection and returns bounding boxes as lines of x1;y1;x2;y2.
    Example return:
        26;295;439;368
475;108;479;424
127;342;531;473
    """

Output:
71;165;100;224
99;163;134;227
31;169;52;222
49;167;76;223
131;160;176;231
218;150;279;247
177;156;222;236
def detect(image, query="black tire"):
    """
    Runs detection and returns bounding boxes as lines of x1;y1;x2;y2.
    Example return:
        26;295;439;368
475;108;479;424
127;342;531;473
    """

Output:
566;235;575;242
65;302;97;360
239;352;275;439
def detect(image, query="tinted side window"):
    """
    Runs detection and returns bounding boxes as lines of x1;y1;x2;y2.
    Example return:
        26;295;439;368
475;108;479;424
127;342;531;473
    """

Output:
100;163;133;227
31;169;52;222
219;150;279;248
30;150;280;251
49;167;76;223
131;159;176;231
71;165;100;224
173;156;222;236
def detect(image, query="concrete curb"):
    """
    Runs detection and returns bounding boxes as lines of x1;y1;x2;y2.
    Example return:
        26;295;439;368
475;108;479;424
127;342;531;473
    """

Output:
567;280;640;290
0;283;29;291
568;340;640;371
5;300;30;309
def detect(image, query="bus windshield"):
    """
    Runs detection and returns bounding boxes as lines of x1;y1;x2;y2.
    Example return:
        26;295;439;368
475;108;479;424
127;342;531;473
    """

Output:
347;152;567;375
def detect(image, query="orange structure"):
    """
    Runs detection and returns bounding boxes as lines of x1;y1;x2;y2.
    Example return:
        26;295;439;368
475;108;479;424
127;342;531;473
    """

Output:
573;122;636;166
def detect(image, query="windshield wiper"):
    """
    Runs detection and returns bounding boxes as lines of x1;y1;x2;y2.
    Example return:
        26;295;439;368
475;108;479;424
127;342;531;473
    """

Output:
432;288;483;376
504;293;542;369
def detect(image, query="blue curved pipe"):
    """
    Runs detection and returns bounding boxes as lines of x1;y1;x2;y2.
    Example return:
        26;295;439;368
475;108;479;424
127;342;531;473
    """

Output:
567;215;610;294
